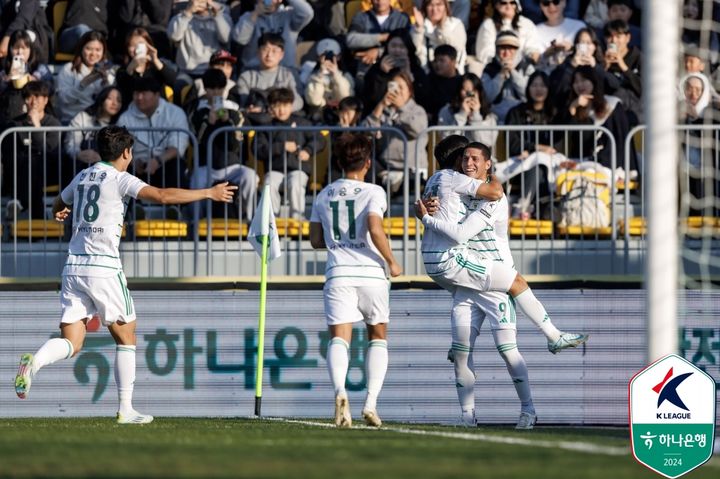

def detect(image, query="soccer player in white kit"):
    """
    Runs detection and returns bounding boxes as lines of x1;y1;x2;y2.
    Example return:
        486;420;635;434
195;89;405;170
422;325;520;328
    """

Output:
14;126;237;424
309;133;402;428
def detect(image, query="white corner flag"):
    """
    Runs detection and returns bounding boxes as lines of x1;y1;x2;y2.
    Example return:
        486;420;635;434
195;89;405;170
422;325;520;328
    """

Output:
249;185;281;261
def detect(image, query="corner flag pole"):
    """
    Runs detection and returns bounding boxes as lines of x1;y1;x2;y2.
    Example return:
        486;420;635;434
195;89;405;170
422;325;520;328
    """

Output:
254;186;270;416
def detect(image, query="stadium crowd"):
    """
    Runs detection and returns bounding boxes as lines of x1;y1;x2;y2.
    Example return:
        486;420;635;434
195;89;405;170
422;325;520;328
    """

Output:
0;0;715;222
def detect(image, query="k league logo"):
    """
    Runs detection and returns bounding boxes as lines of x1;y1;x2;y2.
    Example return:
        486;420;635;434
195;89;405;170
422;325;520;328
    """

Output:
629;354;716;478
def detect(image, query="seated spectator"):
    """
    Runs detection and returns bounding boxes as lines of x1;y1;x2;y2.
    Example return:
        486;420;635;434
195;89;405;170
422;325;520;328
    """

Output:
682;45;720;104
326;95;365;182
232;0;314;71
346;0;410;75
190;68;258;220
55;30;116;124
255;87;319;219
421;44;462;123
115;0;174;59
64;86;122;176
535;0;586;73
602;19;642;125
361;28;428;117
481;31;535;123
303;38;355;120
555;65;635;173
56;0;109;54
520;0;581;24
437;72;497;146
184;49;243;115
473;0;540;75
117;77;190;188
598;0;641;49
167;0;232;77
3;81;61;219
363;69;428;193
237;33;304;112
116;27;179;112
411;0;467;73
0;30;53;127
549;27;619;111
583;0;608;29
0;0;53;64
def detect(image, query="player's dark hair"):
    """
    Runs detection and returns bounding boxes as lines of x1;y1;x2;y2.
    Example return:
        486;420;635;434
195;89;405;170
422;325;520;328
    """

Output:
97;126;135;162
435;135;469;169
464;142;492;162
336;133;372;173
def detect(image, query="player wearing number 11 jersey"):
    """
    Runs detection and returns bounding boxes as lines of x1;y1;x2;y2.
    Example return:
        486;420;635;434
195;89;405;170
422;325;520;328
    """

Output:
310;133;402;429
14;126;237;424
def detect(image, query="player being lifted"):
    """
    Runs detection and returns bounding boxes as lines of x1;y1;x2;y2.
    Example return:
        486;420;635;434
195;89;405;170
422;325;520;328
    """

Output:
416;136;588;355
310;133;402;428
14;126;237;424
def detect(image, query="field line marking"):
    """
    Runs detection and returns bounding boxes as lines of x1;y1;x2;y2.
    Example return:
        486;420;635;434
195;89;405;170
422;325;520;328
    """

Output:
265;417;628;456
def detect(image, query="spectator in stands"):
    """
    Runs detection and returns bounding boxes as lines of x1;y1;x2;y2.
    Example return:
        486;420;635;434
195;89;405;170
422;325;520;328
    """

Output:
600;0;640;49
363;69;428;194
55;30;115;124
602;19;642;125
361;28;428;116
421;44;462;123
115;28;179;112
411;0;467;74
237;33;304;112
520;0;581;24
583;0;608;29
117;77;190;188
167;0;232;77
346;0;410;75
503;70;565;219
304;38;355;121
190;68;258;220
682;45;720;104
0;0;54;64
437;72;497;146
3;81;61;219
535;0;586;73
64;86;122;176
116;0;174;59
255;87;319;219
549;27;618;111
555;64;635;173
473;0;540;76
481;31;535;123
56;0;109;54
231;0;314;71
184;49;243;115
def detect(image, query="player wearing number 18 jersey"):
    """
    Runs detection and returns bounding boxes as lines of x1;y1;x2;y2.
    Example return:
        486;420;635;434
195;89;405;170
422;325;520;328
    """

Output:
14;126;236;424
310;133;401;429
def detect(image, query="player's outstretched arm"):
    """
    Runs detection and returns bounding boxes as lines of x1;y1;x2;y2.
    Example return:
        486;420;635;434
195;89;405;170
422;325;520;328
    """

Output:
52;196;71;222
136;182;238;205
415;199;491;244
309;222;326;249
473;175;503;201
367;214;402;277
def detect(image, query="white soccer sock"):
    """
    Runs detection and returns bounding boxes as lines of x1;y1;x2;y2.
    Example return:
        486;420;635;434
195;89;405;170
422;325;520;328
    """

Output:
32;338;74;374
115;345;137;416
327;337;349;398
493;330;535;414
513;289;561;342
452;343;476;414
364;339;388;411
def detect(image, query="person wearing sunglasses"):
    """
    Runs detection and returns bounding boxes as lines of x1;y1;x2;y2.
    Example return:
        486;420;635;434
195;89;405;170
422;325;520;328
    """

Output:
535;0;587;73
518;0;581;24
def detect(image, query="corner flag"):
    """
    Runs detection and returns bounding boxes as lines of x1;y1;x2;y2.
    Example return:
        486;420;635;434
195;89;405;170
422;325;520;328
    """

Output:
248;185;281;261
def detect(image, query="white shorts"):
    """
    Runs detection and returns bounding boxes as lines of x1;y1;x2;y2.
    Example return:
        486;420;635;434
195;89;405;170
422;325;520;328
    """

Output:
60;273;136;326
324;285;390;326
426;249;517;295
451;288;517;340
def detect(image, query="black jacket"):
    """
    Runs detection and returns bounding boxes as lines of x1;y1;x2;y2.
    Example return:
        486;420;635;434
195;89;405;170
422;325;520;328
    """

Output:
1;0;54;63
255;115;323;175
604;46;642;124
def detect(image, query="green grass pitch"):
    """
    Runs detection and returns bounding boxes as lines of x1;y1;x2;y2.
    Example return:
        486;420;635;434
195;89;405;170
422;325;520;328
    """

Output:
0;418;717;478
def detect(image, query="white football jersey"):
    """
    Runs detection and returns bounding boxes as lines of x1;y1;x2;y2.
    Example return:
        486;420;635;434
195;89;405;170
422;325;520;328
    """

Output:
420;169;483;264
462;194;514;267
310;179;388;287
60;162;147;277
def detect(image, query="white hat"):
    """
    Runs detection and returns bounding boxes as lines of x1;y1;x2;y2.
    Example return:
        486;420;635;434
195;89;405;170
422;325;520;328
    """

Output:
316;38;342;57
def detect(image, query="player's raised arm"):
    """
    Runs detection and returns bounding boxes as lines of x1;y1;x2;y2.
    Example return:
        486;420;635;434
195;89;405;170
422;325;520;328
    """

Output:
136;182;237;205
473;175;503;201
367;214;402;277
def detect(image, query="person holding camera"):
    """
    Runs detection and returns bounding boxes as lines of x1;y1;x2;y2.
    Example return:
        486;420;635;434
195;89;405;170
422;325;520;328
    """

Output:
55;30;116;125
437;72;497;147
116;27;179;112
601;18;642;125
534;0;586;73
304;38;355;118
167;0;233;77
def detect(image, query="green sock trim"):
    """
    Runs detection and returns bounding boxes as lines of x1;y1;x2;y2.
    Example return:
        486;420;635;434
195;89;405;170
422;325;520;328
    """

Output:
329;337;349;349
496;343;518;353
368;340;387;348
